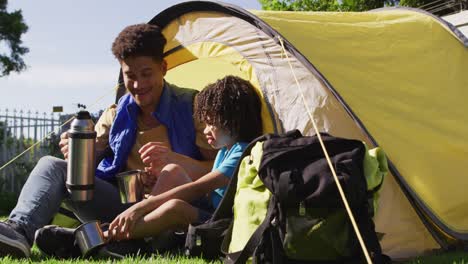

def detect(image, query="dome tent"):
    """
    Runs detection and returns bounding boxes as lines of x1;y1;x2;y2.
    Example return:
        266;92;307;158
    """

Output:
115;1;468;259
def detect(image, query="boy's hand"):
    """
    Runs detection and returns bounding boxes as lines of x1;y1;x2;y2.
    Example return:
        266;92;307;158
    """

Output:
108;203;145;241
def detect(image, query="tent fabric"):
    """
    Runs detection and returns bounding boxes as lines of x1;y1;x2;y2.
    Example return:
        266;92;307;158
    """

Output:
116;1;468;259
254;6;468;233
371;7;468;46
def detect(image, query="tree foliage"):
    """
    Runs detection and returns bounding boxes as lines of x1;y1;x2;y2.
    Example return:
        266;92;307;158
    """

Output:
259;0;337;11
399;0;428;6
0;0;28;77
258;0;395;12
259;0;465;15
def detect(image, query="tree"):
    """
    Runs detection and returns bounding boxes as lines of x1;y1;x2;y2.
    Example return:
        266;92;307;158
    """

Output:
258;0;396;12
259;0;338;11
0;0;28;77
259;0;466;15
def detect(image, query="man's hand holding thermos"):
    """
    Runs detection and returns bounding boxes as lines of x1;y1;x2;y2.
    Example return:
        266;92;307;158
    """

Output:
59;131;70;160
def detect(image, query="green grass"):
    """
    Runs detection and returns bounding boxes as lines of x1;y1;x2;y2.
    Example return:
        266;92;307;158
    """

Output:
0;246;466;264
0;244;220;263
0;248;467;264
0;246;211;264
1;215;468;263
401;252;468;264
1;250;220;264
2;250;468;264
0;215;219;263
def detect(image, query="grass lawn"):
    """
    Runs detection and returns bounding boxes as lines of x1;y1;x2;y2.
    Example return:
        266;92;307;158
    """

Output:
1;215;467;263
0;241;220;264
403;252;468;264
0;214;219;264
1;250;219;264
1;249;467;264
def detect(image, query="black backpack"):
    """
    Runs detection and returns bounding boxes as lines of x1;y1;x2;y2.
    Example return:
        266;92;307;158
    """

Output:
185;130;388;264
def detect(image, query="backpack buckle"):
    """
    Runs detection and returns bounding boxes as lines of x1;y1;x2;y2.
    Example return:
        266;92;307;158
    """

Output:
271;217;278;226
299;201;306;216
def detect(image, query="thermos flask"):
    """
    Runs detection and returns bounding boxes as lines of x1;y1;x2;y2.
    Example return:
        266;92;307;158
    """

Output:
66;110;96;201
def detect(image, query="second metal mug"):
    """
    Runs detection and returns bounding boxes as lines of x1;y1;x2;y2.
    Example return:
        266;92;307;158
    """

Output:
116;170;145;204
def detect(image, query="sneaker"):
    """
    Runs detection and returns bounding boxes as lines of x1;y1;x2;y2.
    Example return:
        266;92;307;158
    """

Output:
0;220;31;258
34;225;81;259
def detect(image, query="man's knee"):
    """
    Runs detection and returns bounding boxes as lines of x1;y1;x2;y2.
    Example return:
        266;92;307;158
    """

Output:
33;155;67;181
38;155;62;163
37;155;66;169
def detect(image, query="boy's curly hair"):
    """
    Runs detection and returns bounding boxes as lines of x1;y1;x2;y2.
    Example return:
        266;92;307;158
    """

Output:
194;75;263;143
111;24;166;61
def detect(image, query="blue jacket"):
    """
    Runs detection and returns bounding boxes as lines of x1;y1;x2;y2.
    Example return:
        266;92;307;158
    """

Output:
96;82;202;180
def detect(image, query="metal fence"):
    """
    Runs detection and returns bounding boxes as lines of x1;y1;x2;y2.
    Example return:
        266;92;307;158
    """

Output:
0;109;62;193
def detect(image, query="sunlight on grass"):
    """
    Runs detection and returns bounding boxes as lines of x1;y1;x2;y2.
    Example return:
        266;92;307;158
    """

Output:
1;215;468;263
0;215;220;263
0;246;221;264
402;251;468;264
0;255;219;264
1;247;467;264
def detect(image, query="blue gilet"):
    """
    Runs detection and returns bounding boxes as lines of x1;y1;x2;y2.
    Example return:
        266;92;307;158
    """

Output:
96;82;202;180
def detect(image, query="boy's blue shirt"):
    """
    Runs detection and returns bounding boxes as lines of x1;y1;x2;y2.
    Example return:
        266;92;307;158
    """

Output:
211;142;248;208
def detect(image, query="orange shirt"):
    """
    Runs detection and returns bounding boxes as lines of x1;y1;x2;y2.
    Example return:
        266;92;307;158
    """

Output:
125;119;171;171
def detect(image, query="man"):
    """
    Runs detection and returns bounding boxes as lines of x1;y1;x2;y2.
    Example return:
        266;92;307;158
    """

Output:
0;23;216;258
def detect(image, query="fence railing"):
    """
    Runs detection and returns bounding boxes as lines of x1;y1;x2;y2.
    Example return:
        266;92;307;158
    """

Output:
0;109;62;193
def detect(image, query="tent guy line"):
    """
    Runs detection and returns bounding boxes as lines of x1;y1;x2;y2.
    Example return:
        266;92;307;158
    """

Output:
277;34;373;264
0;82;122;174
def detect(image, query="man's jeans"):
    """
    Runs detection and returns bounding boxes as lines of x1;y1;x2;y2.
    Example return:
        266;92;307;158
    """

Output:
9;156;131;243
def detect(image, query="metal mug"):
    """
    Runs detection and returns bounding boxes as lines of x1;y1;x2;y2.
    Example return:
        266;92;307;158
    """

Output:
74;221;106;257
116;170;144;204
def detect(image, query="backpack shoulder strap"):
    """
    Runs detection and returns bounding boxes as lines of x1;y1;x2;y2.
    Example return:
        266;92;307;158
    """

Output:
223;198;276;264
211;133;271;221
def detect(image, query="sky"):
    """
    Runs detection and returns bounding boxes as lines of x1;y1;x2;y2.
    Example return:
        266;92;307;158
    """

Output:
1;0;262;115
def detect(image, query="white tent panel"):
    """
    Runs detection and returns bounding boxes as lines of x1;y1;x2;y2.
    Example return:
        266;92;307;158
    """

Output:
442;10;468;37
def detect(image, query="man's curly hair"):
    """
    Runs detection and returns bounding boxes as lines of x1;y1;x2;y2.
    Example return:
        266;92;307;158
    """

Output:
194;75;263;143
112;24;166;61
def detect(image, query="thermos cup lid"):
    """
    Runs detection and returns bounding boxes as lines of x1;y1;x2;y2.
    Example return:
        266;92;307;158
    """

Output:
68;110;96;137
76;110;92;120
